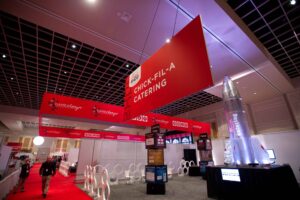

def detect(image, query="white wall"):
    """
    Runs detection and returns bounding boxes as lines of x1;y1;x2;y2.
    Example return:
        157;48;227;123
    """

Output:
93;140;147;178
165;144;197;171
211;139;225;165
287;88;300;128
76;139;148;179
250;95;296;133
177;88;300;137
76;139;199;179
0;145;12;174
68;148;79;164
76;139;95;180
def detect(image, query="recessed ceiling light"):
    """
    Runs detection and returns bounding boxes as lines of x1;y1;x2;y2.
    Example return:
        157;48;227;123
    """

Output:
59;88;62;91
10;77;14;80
71;44;76;49
16;92;19;95
2;54;6;58
86;0;97;3
64;71;67;74
108;83;111;86
165;38;171;43
253;92;257;95
67;58;72;61
290;0;296;5
126;64;129;68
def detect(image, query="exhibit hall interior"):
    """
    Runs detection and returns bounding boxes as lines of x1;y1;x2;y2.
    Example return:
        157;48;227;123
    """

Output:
0;0;299;199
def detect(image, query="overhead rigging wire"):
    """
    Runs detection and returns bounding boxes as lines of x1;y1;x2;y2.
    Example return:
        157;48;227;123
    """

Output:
168;0;283;94
137;0;162;65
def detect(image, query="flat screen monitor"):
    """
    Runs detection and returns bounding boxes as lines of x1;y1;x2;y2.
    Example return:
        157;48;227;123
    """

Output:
181;136;190;144
172;138;180;144
266;149;276;159
221;168;241;182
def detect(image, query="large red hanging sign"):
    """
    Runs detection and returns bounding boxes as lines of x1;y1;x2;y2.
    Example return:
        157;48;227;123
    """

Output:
40;92;210;135
124;16;213;120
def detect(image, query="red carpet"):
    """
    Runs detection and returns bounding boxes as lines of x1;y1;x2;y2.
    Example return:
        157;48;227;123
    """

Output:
7;164;91;200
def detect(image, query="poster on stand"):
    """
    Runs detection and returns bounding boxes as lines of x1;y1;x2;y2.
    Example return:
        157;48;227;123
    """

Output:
148;149;164;165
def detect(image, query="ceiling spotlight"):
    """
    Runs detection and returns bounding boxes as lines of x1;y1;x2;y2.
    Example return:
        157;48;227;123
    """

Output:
71;44;77;49
126;64;129;68
86;0;97;3
165;38;171;43
33;136;44;146
64;71;67;74
2;54;6;58
108;83;111;86
59;88;62;91
253;92;257;95
290;0;296;5
10;77;14;80
16;92;19;95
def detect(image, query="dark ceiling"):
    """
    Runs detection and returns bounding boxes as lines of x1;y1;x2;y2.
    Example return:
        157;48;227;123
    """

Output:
0;11;222;116
227;0;300;79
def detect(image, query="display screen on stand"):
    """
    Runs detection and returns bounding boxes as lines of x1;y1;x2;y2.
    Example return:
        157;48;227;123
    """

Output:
266;149;276;159
221;168;241;182
166;133;193;144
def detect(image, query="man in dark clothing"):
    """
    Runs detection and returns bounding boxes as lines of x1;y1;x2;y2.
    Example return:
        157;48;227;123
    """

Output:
39;156;56;198
14;157;30;193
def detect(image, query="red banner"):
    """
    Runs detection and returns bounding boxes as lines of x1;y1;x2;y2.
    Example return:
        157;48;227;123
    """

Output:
40;93;123;123
6;142;22;152
39;126;145;142
40;92;210;135
128;113;209;134
124;16;213;119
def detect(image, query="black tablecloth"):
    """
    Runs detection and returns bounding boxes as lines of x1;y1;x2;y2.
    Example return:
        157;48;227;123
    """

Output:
206;164;300;199
188;166;201;176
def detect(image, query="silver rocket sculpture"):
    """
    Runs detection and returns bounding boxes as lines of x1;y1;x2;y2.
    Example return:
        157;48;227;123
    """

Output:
222;76;255;165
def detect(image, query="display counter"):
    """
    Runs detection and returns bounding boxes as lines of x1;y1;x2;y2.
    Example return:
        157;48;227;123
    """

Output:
206;164;300;199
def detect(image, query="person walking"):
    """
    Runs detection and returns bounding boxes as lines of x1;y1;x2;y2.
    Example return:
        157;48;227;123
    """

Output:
39;156;56;198
14;157;30;193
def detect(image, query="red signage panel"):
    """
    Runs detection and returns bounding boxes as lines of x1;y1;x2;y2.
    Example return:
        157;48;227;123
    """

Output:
40;93;124;123
39;126;145;142
128;113;210;134
6;142;22;152
40;92;210;135
124;16;213;119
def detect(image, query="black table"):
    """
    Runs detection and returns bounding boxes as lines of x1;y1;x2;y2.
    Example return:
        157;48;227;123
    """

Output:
206;164;300;199
188;166;201;176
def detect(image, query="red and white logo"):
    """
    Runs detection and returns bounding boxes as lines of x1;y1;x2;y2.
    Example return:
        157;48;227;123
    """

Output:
129;66;141;87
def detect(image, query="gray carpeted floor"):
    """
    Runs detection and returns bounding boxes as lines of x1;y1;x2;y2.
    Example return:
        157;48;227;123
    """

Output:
109;176;214;200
